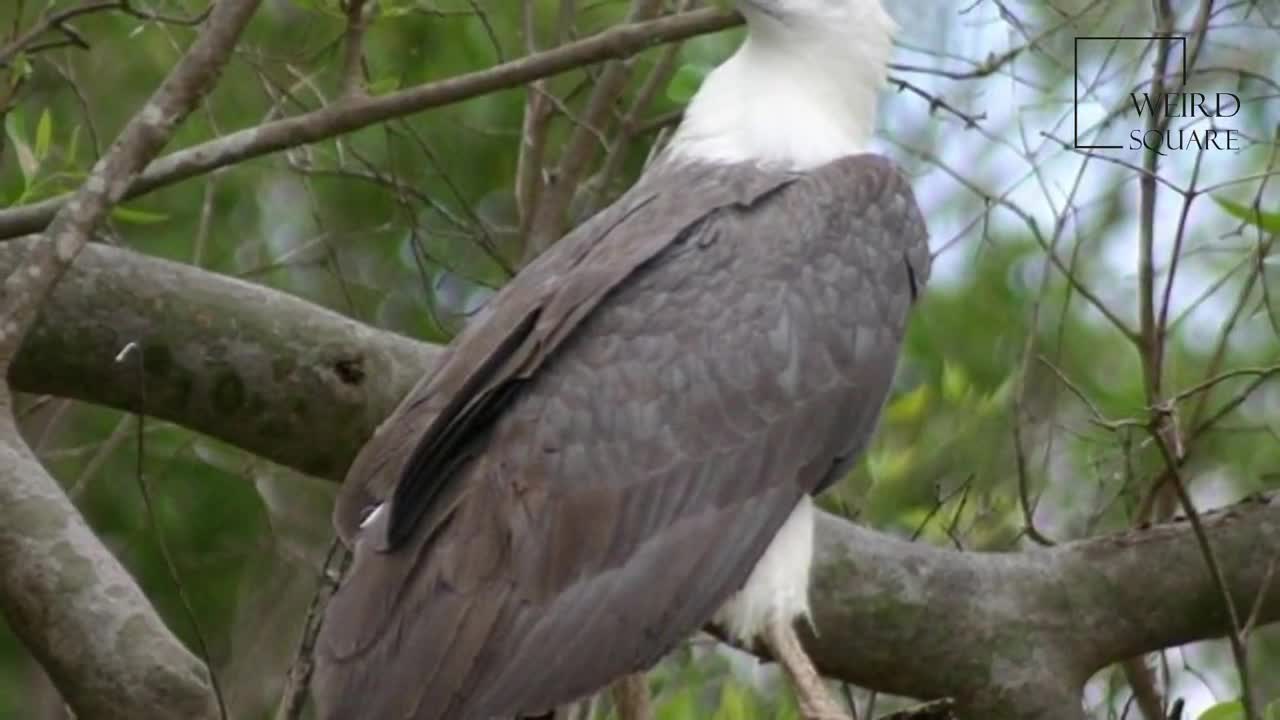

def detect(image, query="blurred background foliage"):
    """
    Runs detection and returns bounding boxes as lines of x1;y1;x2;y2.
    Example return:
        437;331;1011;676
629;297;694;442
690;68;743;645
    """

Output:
0;0;1279;718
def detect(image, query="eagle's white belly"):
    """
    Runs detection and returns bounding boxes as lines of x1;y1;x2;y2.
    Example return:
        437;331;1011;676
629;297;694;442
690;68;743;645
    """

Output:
714;495;816;641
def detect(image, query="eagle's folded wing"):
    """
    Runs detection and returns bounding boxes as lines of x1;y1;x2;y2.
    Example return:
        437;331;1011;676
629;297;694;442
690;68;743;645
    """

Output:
314;154;928;720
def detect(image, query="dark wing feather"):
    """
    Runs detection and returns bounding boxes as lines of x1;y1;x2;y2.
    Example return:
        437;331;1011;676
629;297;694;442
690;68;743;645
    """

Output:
387;310;538;548
314;154;928;720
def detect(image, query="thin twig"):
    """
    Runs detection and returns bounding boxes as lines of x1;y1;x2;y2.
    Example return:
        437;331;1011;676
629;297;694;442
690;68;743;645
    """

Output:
0;0;117;67
522;0;666;260
0;0;264;364
276;539;350;720
1146;420;1257;720
117;342;228;720
337;0;370;98
0;7;743;240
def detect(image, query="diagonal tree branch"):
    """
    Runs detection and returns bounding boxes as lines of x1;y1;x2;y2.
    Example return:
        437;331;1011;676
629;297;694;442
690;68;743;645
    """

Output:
0;8;743;241
3;238;1279;718
0;407;220;720
522;0;665;259
0;0;261;716
0;0;262;360
0;0;118;67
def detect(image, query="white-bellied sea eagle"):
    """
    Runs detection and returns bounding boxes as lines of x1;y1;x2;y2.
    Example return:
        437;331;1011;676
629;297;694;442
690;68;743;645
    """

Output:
314;0;929;717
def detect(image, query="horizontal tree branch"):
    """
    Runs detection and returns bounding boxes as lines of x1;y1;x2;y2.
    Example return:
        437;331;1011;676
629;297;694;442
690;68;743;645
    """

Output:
805;498;1280;718
0;239;436;481
5;240;1278;718
0;8;743;240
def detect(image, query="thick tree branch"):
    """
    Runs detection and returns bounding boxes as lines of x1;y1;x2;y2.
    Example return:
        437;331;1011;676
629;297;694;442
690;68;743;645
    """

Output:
0;240;435;482
0;8;743;241
0;1;261;715
4;241;1279;718
805;500;1280;718
0;0;260;360
0;405;219;720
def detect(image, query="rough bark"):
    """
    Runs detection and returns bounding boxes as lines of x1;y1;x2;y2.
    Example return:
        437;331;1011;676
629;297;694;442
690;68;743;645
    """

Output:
3;240;1278;717
806;504;1280;717
1;240;434;481
0;1;262;716
0;389;217;720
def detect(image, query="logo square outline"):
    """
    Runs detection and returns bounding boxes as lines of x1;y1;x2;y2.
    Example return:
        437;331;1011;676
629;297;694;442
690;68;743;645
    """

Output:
1073;35;1188;149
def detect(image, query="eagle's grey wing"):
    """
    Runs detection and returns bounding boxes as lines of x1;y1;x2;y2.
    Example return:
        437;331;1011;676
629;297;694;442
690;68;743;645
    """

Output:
330;161;796;548
313;154;928;720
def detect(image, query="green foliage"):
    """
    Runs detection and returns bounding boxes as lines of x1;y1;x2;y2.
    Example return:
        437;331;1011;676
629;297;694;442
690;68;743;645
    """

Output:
656;685;701;720
4;110;38;189
1215;197;1280;235
1199;700;1244;720
33;108;51;164
0;0;1278;717
668;63;712;104
111;206;171;225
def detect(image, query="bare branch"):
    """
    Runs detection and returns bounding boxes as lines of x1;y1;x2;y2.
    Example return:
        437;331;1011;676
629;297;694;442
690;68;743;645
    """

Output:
0;399;219;720
522;0;665;259
275;540;348;720
337;0;371;98
514;0;555;231
0;0;262;362
0;0;117;67
0;8;743;241
0;1;259;715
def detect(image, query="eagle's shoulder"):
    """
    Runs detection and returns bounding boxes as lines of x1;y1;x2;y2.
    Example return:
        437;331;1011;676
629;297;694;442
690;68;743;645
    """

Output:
808;153;931;287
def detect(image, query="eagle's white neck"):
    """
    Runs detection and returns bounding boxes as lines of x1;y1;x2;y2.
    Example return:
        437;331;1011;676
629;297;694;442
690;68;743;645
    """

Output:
668;5;895;171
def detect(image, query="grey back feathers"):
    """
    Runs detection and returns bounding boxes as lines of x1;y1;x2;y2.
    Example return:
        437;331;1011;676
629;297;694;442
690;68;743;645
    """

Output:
314;153;929;720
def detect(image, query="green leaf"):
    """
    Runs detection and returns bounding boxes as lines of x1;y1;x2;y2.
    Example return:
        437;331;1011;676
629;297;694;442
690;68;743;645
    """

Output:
34;108;52;162
656;686;699;720
667;63;711;104
1267;699;1280;720
66;125;82;165
368;76;401;95
978;374;1016;415
775;691;801;720
712;681;753;720
1214;196;1280;235
885;384;929;424
111;206;170;225
1198;700;1245;720
867;446;916;485
10;52;32;81
286;0;343;16
4;110;38;184
942;360;971;403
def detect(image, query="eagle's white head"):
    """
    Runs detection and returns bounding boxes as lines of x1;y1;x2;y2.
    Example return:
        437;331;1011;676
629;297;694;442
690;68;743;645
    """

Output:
668;0;895;170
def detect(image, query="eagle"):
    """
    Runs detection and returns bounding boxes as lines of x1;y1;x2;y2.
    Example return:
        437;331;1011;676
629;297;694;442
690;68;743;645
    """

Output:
313;0;929;718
